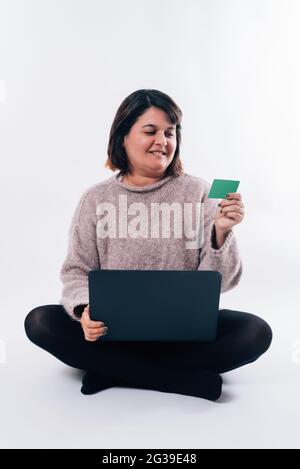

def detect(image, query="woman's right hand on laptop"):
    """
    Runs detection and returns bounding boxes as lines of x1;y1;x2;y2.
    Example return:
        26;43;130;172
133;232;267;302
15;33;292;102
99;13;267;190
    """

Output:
80;305;108;341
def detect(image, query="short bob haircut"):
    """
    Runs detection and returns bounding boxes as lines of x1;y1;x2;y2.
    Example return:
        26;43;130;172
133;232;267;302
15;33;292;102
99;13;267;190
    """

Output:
105;89;184;178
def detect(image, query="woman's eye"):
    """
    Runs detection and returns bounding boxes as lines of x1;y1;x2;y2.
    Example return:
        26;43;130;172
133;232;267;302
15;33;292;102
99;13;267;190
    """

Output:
145;132;175;137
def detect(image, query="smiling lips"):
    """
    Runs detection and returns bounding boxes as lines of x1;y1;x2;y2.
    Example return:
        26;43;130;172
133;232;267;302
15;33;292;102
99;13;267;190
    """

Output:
149;151;167;156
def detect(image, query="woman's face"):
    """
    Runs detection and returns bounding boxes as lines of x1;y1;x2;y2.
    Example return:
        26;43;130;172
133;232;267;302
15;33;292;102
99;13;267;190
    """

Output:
123;106;177;177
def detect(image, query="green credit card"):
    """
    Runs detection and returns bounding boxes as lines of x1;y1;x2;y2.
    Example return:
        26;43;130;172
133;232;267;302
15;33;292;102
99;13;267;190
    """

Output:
208;179;240;199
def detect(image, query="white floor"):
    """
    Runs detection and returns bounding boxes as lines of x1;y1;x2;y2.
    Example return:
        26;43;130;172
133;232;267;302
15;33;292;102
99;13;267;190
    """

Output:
1;295;300;449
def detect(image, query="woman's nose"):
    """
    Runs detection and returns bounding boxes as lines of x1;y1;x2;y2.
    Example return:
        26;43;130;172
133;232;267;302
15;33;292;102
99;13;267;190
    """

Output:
155;132;167;145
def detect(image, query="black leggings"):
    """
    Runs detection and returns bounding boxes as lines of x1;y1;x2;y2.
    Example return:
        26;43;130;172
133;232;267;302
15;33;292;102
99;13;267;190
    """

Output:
24;305;272;396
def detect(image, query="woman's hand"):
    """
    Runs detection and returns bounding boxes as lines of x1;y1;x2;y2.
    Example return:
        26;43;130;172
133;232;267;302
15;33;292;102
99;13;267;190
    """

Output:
214;192;245;235
80;305;108;342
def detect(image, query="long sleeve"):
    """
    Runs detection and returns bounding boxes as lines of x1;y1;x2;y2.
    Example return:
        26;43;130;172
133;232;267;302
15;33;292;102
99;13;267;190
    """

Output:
198;189;242;293
59;189;100;321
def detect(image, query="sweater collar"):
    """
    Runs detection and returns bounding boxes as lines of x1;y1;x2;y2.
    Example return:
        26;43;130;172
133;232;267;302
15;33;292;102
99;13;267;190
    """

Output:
114;172;175;193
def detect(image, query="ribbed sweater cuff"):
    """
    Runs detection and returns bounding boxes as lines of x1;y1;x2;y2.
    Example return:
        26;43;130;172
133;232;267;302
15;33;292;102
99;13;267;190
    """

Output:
210;224;234;256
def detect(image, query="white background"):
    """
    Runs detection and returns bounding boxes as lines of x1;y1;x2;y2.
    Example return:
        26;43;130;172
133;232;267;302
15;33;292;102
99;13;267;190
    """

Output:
0;0;299;449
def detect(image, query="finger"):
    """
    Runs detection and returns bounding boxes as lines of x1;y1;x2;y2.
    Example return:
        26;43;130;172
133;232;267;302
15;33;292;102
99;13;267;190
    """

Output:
85;334;104;340
84;327;105;337
85;330;106;341
84;335;98;342
83;308;105;328
81;309;92;322
81;315;104;329
222;205;244;215
86;321;106;329
87;329;106;339
82;312;105;327
219;200;244;209
84;324;107;334
224;212;244;221
85;326;104;334
225;192;242;201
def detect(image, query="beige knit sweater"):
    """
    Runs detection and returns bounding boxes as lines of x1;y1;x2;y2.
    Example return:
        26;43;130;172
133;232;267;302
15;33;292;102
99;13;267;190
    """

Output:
59;172;242;321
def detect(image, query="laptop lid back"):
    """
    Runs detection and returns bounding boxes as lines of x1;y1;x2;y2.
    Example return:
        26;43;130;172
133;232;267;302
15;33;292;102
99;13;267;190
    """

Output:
88;270;221;342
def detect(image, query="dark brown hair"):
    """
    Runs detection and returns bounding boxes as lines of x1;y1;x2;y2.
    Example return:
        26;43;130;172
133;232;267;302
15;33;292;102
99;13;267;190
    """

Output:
105;89;184;178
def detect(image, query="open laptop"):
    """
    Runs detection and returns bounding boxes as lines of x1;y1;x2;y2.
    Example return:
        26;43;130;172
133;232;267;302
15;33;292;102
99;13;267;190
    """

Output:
88;270;222;342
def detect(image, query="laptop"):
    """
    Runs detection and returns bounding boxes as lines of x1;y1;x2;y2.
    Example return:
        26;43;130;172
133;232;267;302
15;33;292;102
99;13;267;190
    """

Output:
88;270;222;342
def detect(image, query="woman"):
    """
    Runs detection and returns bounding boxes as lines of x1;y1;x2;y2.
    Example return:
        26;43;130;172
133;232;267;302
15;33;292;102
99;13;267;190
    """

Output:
24;89;272;401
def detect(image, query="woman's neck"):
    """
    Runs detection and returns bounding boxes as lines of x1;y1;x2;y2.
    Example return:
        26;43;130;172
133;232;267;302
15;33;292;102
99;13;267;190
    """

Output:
122;172;164;187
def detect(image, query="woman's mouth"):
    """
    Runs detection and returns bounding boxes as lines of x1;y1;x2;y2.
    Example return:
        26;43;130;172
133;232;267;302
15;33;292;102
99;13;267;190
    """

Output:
148;151;166;156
